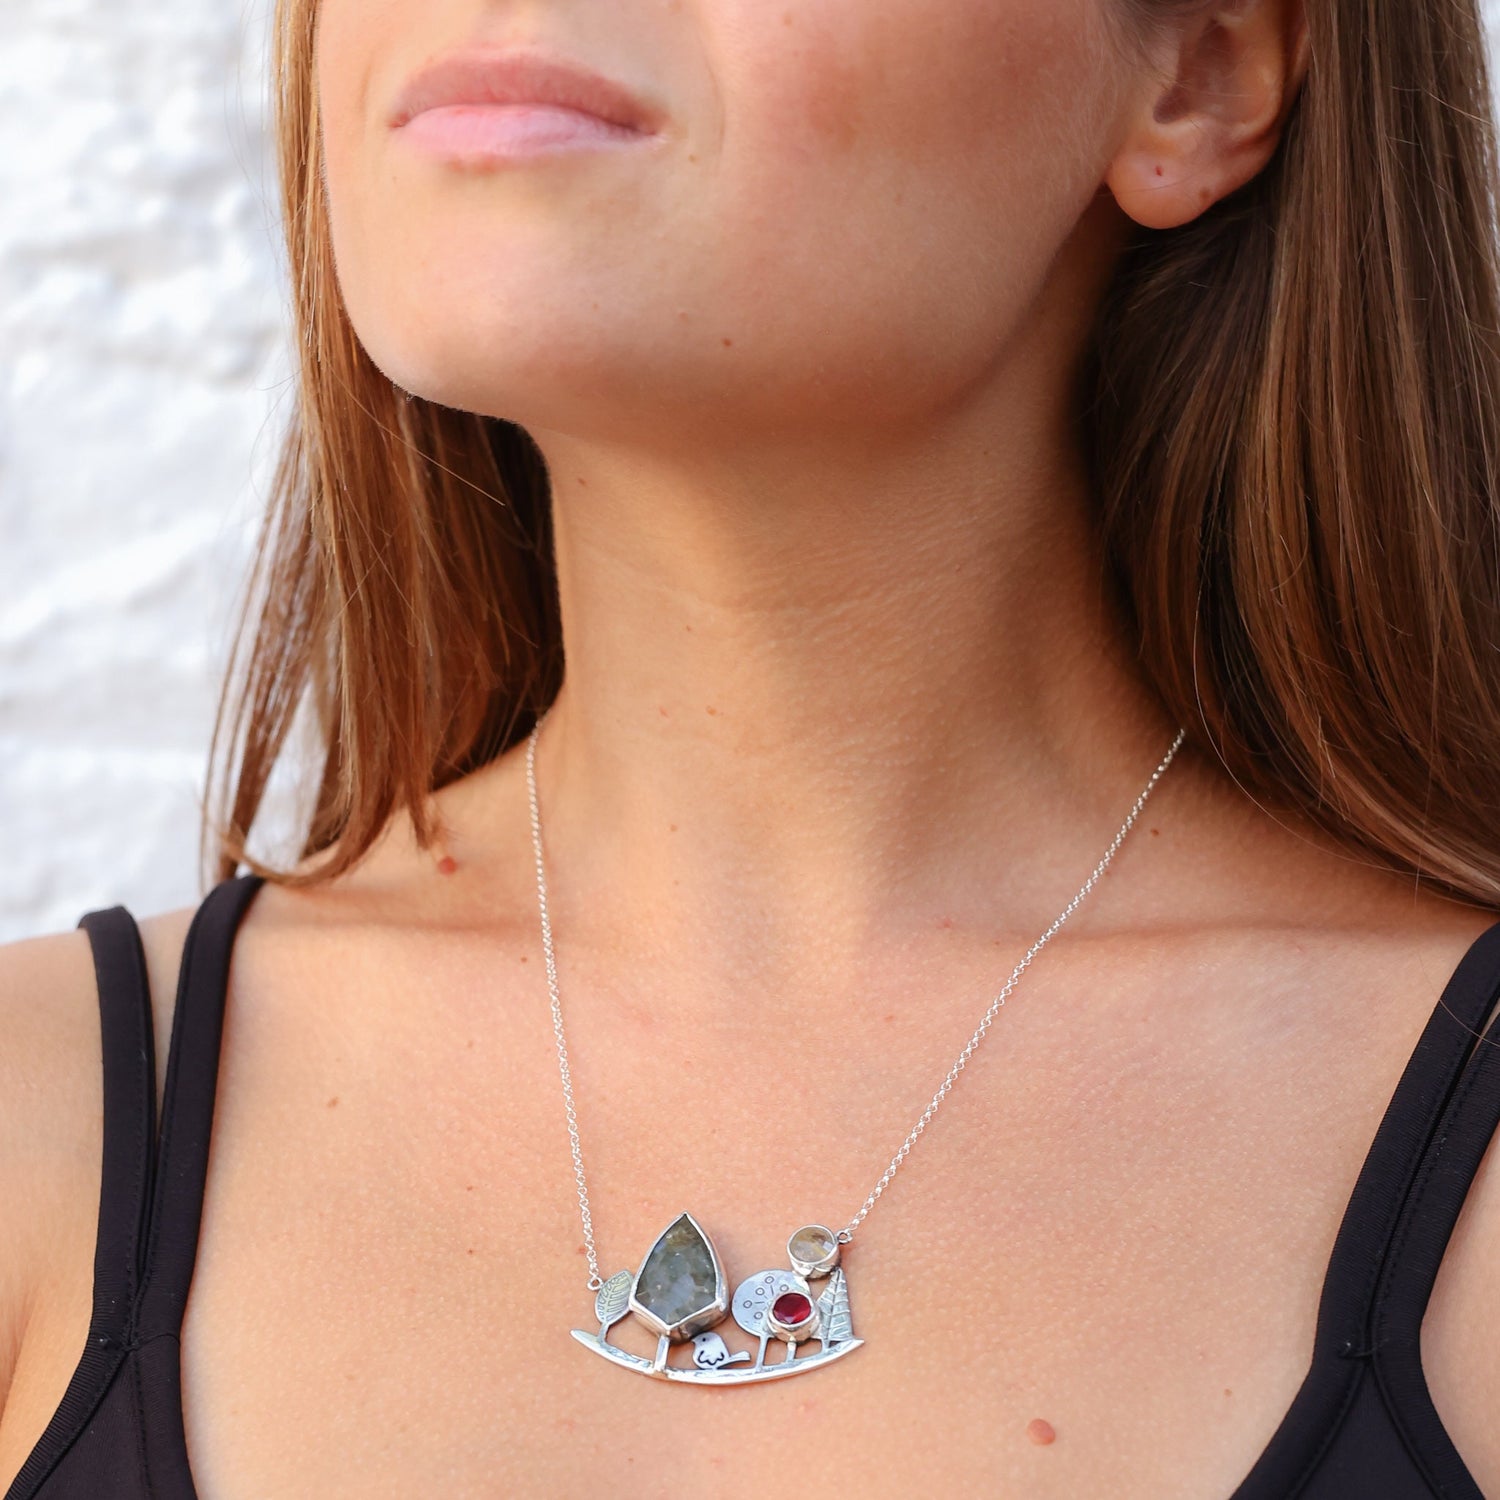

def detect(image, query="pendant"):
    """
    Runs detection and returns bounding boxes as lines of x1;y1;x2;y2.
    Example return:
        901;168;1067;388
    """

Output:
570;1212;864;1383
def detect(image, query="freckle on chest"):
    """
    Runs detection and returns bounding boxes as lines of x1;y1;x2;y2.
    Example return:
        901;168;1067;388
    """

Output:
1026;1417;1056;1445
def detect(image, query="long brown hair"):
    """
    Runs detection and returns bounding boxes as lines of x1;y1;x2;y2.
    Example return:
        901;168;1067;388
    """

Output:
205;0;1500;906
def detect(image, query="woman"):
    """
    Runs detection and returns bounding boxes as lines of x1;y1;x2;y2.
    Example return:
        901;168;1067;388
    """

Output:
2;0;1498;1493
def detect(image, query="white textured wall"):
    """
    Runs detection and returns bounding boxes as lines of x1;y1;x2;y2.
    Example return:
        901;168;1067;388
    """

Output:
4;6;1500;941
0;0;290;939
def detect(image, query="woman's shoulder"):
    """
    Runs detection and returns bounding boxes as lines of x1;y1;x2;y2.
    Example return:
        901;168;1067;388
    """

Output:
0;922;104;1346
0;898;196;1464
1209;890;1500;1492
1380;903;1500;1493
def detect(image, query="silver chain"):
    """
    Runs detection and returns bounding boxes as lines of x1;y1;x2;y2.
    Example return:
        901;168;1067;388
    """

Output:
527;707;1187;1290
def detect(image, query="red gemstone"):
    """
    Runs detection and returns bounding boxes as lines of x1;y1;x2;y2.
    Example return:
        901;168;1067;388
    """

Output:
772;1291;812;1325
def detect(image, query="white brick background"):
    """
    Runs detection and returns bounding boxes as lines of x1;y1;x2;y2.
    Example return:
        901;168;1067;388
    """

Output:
0;0;289;939
3;5;1500;941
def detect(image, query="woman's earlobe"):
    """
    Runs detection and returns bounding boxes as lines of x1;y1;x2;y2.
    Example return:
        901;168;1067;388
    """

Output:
1104;143;1223;231
1103;0;1308;231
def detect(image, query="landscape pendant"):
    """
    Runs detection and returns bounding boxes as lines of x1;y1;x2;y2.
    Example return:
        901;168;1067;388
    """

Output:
570;1212;864;1383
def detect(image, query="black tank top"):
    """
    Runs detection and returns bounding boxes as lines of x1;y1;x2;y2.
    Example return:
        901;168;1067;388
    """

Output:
6;872;1500;1498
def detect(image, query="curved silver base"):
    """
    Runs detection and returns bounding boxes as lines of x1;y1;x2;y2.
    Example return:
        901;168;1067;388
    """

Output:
570;1329;865;1384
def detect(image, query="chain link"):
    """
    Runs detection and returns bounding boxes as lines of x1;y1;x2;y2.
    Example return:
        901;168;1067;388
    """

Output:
526;719;607;1291
528;709;1187;1285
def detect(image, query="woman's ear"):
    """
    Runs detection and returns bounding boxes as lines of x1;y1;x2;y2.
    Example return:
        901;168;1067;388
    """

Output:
1104;0;1310;230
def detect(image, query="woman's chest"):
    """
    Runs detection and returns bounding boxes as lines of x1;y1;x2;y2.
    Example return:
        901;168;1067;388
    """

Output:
174;1161;1315;1500
11;923;1495;1500
162;1006;1364;1500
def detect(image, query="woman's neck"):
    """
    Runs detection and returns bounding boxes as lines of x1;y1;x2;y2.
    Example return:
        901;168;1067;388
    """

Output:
495;402;1185;983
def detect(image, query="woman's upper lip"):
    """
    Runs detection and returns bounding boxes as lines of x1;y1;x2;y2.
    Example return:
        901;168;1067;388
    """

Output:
388;49;662;135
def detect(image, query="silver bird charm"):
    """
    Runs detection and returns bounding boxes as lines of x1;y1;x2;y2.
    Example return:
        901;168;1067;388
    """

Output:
691;1331;752;1370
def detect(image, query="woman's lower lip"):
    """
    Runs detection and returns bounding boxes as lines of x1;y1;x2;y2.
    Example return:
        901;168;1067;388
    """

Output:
395;103;651;159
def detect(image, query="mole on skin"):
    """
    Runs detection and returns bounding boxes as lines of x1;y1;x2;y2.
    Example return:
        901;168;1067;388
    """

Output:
1026;1417;1057;1445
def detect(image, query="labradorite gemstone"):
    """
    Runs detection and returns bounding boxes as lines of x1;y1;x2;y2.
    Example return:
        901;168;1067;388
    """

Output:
634;1214;719;1329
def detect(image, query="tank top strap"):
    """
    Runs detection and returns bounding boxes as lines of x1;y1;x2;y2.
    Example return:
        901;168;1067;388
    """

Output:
1311;915;1500;1363
132;872;266;1341
1372;938;1500;1344
74;902;158;1345
2;909;160;1500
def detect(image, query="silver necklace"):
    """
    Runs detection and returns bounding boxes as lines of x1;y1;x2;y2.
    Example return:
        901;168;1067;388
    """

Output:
526;709;1187;1384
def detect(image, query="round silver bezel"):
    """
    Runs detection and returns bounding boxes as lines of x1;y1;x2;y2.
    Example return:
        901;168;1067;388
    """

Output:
765;1291;822;1343
786;1223;841;1280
